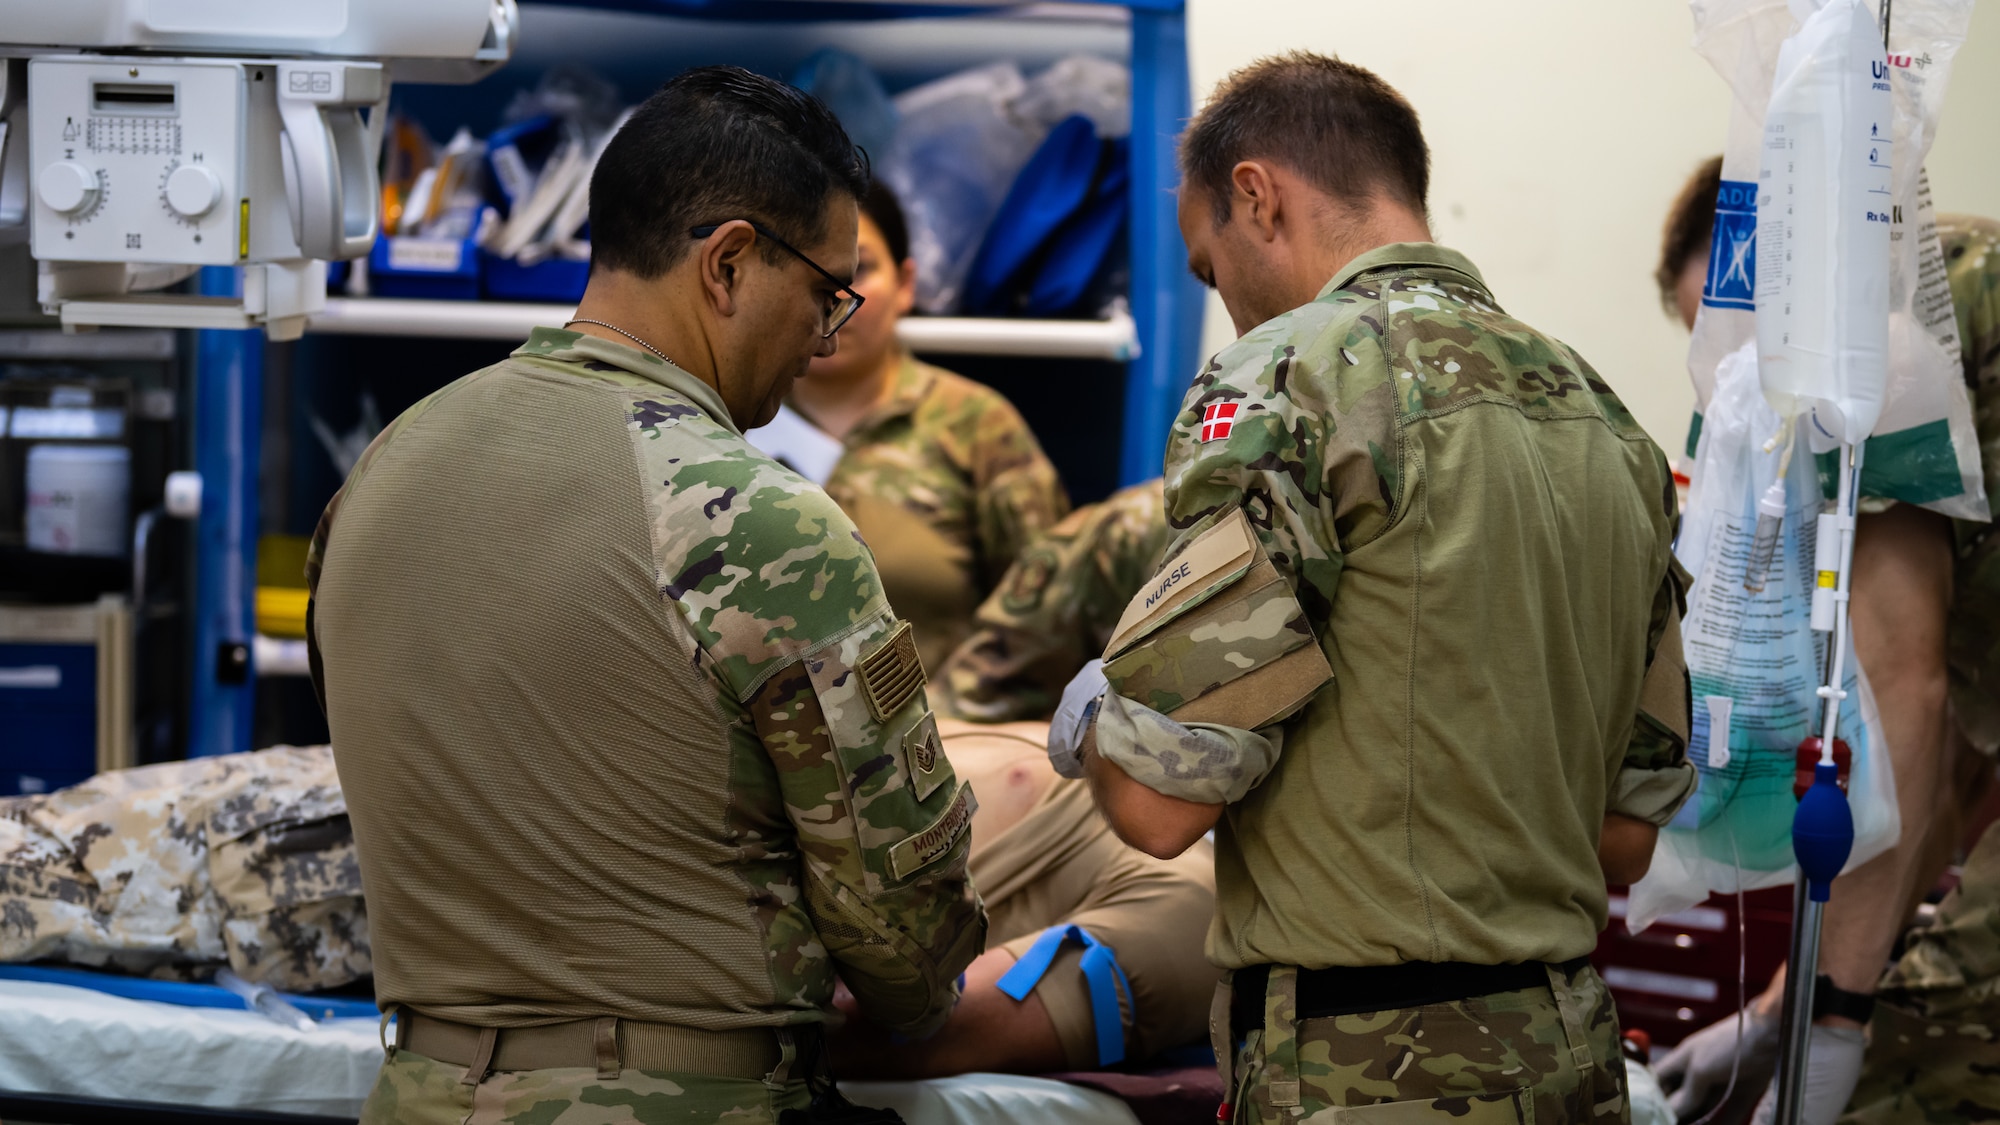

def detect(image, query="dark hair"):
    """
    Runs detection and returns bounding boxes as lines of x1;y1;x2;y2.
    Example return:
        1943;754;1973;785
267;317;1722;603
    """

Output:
1657;155;1723;315
862;180;910;265
590;66;870;278
1180;51;1429;224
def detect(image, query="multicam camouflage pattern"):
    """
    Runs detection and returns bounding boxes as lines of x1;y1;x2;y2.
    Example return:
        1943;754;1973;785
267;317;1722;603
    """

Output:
813;355;1069;674
1844;214;2000;1125
306;329;983;1116
359;1049;810;1125
1091;685;1285;807
1225;962;1627;1124
939;478;1170;721
0;745;367;992
1943;216;2000;755
1095;241;1685;974
609;333;987;1036
1106;242;1686;779
1100;514;1326;725
1841;818;2000;1124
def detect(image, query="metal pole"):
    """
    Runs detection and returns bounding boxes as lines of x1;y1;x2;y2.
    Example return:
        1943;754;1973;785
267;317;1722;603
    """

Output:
1119;3;1201;487
1773;885;1823;1123
1773;440;1865;1125
186;265;261;757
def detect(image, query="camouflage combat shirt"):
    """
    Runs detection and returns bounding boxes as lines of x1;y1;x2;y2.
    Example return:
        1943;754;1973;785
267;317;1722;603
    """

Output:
306;328;985;1034
939;478;1169;721
812;355;1069;676
1092;243;1697;970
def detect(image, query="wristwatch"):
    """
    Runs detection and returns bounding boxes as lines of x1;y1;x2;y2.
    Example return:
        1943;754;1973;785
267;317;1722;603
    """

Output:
1812;974;1877;1024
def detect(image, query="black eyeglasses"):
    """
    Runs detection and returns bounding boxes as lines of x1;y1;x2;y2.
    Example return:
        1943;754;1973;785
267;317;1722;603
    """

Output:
690;220;865;338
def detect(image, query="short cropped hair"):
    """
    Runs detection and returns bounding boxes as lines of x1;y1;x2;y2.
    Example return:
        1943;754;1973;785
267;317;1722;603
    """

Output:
862;180;910;265
590;66;869;278
1656;155;1723;315
1180;52;1429;224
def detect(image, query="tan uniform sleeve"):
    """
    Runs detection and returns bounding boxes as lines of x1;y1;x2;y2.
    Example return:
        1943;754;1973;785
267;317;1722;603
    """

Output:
967;392;1070;592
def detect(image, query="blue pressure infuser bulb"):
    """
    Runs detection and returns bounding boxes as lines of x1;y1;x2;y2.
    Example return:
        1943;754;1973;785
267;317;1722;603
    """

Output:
1793;759;1855;903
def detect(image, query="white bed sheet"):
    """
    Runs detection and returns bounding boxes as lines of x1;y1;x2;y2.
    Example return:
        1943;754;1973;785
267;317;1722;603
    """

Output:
0;981;1140;1124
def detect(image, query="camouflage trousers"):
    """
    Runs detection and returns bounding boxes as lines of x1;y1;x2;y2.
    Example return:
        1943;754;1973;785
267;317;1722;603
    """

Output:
358;1048;812;1125
1218;961;1628;1124
1841;1002;2000;1125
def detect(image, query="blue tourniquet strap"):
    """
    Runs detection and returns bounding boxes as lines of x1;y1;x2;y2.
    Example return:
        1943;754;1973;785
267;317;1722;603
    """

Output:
994;923;1134;1066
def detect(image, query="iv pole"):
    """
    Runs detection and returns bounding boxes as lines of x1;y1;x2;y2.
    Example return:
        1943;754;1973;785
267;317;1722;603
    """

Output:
1771;5;1891;1121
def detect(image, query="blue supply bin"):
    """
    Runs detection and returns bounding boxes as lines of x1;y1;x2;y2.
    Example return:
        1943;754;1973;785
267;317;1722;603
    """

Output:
481;251;589;303
0;641;98;796
367;235;482;301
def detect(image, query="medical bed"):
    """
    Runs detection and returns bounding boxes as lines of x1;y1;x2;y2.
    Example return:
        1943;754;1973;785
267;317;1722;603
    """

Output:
0;975;1143;1125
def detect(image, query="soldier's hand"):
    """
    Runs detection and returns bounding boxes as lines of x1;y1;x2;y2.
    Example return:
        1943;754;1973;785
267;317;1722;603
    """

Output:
1656;1003;1780;1122
1047;659;1107;778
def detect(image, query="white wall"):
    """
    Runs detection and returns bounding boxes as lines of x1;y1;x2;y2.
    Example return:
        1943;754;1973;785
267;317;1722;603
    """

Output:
1183;0;2000;459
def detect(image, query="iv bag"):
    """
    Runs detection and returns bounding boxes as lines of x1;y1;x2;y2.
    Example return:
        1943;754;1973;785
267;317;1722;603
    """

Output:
1685;0;1984;517
1754;0;1891;444
1628;344;1900;931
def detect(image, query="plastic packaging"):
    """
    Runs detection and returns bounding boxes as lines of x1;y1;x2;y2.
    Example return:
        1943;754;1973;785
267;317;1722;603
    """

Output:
1014;54;1130;139
791;48;898;166
25;443;129;557
883;56;1132;313
884;62;1040;313
1685;0;1983;517
1627;343;1899;931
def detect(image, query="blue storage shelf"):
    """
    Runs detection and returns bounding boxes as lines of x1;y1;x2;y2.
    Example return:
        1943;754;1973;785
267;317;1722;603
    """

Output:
186;0;1200;758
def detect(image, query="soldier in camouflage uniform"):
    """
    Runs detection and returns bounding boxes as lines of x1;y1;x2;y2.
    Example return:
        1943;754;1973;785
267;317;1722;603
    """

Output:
1056;54;1695;1124
814;353;1070;676
0;744;366;993
307;69;984;1125
938;478;1169;722
1837;217;2000;1124
1946;215;2000;763
752;184;1070;677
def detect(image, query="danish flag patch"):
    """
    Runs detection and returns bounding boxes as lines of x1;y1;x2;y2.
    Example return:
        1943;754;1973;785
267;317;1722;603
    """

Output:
1199;401;1239;443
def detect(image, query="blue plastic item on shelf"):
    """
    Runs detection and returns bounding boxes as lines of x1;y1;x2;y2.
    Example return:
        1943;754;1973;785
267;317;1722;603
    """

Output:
0;642;97;797
482;251;589;304
1028;135;1128;314
962;115;1130;317
368;234;482;301
325;259;351;293
0;963;380;1022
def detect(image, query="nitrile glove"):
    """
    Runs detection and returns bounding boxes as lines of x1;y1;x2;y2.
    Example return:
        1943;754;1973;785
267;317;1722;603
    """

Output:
1749;1023;1865;1125
1046;658;1107;779
1656;1003;1781;1121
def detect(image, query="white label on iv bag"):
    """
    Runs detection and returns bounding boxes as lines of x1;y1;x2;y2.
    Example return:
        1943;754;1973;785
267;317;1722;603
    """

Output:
1704;696;1734;769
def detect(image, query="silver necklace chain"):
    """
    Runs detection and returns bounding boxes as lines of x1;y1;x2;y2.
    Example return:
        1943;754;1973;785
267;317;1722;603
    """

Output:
564;318;677;369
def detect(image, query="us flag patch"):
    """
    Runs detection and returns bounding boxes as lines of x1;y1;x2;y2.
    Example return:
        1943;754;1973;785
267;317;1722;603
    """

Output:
1200;401;1239;442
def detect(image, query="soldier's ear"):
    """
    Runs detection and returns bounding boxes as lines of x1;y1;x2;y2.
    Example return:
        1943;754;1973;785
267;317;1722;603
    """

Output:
697;220;757;316
1230;161;1281;242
